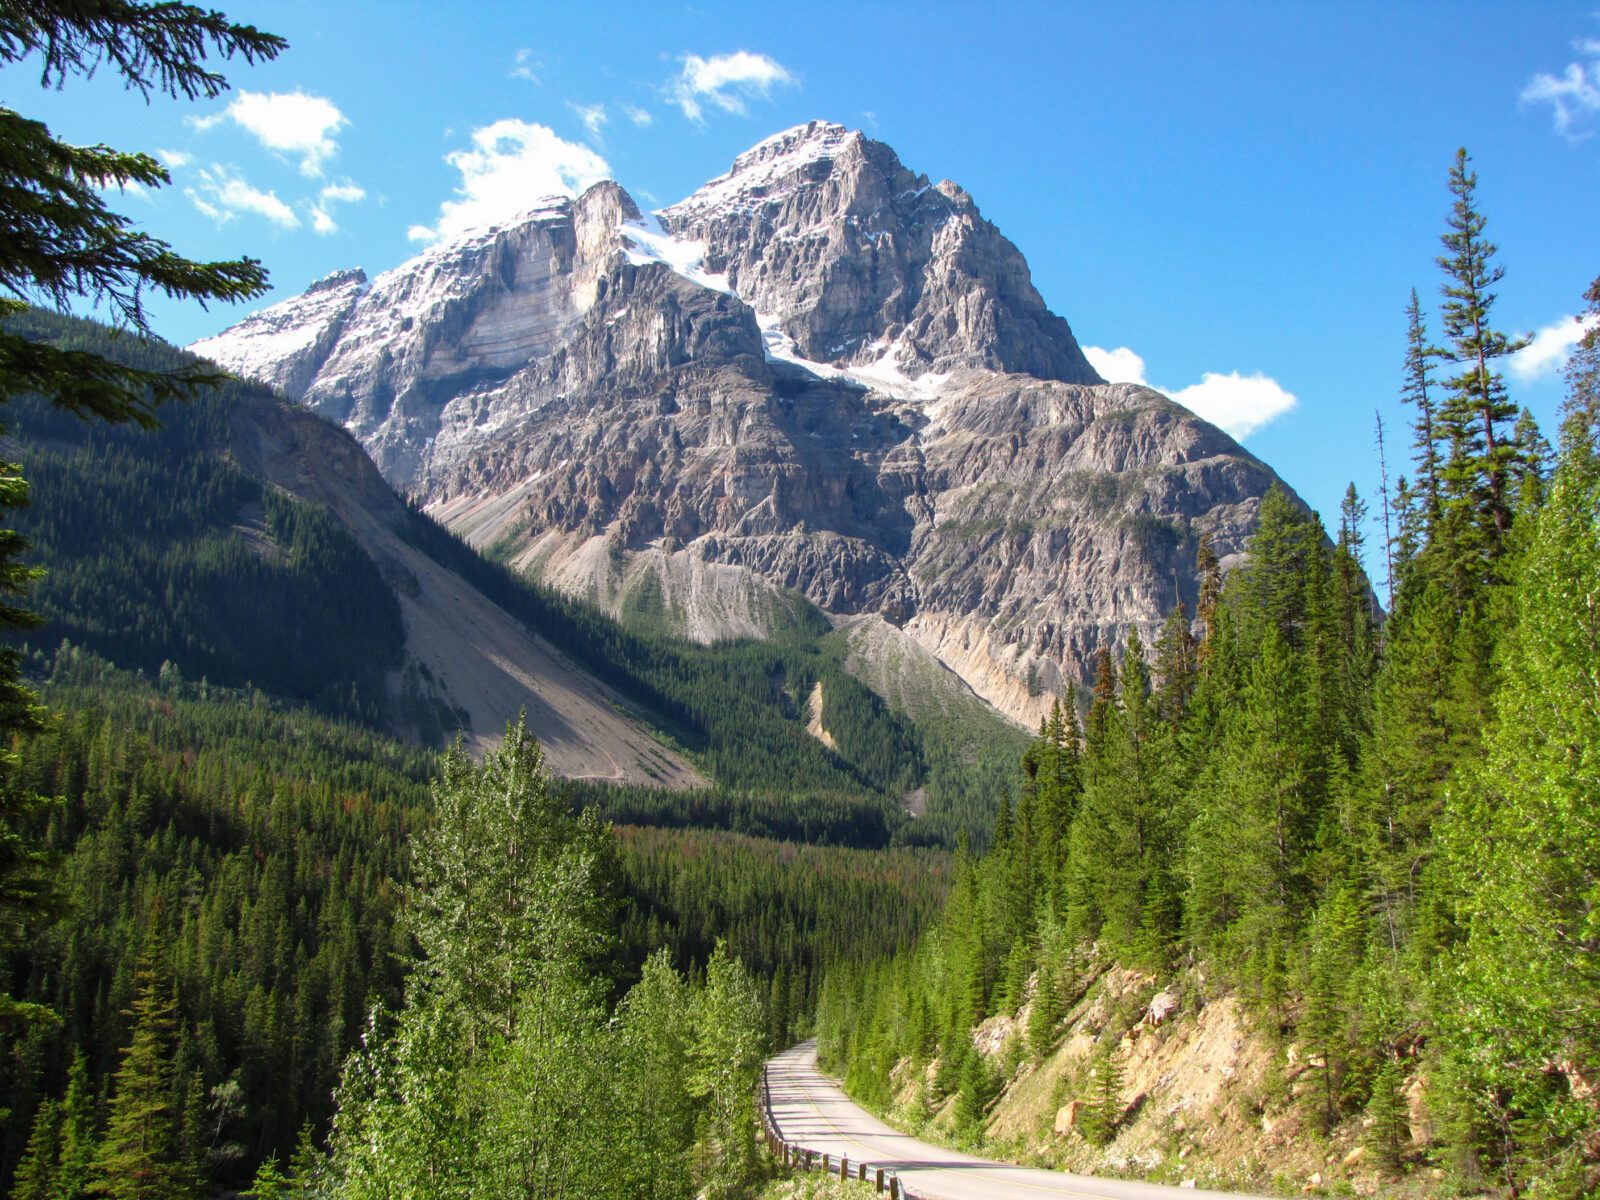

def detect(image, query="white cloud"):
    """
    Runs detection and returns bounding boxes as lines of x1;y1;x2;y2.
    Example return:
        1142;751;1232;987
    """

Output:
308;180;367;235
1522;36;1600;138
1084;344;1297;440
155;147;192;169
669;51;795;122
1084;345;1147;385
1509;311;1600;380
510;48;540;83
569;102;609;140
1169;372;1298;440
185;166;300;230
408;119;611;245
193;90;348;176
620;103;654;128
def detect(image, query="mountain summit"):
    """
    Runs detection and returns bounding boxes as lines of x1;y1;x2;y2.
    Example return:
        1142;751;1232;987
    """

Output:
192;122;1287;726
659;120;1102;384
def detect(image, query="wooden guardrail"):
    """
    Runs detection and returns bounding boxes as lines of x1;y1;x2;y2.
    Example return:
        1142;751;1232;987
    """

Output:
759;1064;917;1199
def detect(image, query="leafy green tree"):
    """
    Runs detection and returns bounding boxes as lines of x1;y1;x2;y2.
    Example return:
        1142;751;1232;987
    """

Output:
687;941;765;1194
328;717;621;1200
1436;379;1600;1195
615;950;697;1200
407;719;615;1053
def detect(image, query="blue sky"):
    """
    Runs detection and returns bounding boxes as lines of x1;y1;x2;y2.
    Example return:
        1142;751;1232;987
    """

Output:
15;0;1600;574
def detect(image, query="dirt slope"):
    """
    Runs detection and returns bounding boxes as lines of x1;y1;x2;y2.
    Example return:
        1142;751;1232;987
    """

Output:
229;397;704;788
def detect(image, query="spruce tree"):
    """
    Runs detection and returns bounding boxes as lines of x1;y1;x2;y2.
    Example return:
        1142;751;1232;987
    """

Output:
1081;1039;1124;1147
1364;1059;1408;1173
1027;960;1057;1062
89;952;197;1200
11;1098;61;1200
55;1051;97;1200
1194;533;1223;663
1400;288;1443;522
1432;148;1529;557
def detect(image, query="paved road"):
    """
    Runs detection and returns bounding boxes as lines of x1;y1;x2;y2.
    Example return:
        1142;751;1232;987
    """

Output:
765;1041;1262;1200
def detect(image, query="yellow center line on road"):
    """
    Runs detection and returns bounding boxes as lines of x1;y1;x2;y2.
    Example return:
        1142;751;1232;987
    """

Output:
774;1065;1127;1200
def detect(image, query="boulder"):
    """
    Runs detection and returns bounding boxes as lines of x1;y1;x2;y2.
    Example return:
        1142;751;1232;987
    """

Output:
1054;1100;1083;1136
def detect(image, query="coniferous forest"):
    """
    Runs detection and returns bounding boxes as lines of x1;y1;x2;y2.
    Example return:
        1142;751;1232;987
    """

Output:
816;169;1600;1196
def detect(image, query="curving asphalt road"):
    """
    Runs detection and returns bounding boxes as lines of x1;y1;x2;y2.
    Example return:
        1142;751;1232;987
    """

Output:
764;1040;1263;1200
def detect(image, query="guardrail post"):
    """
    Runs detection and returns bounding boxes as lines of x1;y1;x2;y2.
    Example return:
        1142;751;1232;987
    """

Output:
889;1176;900;1200
858;1161;868;1181
875;1166;885;1192
840;1156;849;1180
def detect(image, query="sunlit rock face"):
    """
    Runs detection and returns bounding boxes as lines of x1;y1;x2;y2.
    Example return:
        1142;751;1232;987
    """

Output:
192;122;1290;727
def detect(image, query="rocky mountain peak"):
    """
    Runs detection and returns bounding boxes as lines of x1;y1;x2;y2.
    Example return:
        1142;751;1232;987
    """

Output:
661;119;1100;385
188;123;1298;727
305;266;368;295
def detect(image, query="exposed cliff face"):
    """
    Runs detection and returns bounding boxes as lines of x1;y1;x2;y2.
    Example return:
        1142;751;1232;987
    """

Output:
191;121;1291;727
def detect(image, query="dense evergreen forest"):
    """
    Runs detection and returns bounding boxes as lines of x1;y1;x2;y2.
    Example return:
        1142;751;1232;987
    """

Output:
817;160;1600;1198
0;648;949;1194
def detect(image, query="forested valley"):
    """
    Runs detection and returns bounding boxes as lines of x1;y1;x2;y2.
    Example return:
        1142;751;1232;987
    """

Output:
1;4;1596;1200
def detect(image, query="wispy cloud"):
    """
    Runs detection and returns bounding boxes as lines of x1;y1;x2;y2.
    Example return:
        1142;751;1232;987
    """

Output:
155;147;192;170
1522;35;1600;139
1508;310;1600;380
668;51;795;122
191;89;349;176
309;180;367;235
408;119;611;245
510;48;540;83
185;166;300;230
620;103;654;128
1084;344;1297;441
568;102;609;141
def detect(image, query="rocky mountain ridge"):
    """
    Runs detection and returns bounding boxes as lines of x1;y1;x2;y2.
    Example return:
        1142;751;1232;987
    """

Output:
192;120;1289;727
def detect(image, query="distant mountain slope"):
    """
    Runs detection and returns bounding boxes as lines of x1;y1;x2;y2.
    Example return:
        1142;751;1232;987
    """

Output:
8;310;701;787
191;120;1292;728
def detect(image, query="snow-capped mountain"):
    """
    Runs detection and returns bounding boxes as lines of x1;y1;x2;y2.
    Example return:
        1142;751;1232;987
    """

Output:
191;120;1285;726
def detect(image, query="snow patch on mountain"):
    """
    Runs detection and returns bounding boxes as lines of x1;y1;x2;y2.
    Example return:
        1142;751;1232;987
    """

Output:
189;268;369;392
618;213;733;295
